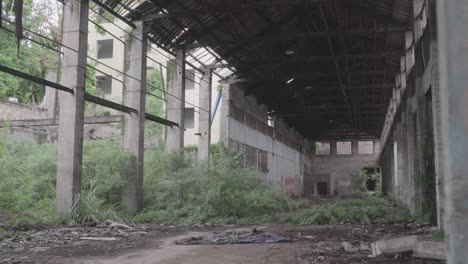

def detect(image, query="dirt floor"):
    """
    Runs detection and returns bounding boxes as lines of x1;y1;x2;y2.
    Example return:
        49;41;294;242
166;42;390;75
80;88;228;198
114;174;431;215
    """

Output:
0;222;444;264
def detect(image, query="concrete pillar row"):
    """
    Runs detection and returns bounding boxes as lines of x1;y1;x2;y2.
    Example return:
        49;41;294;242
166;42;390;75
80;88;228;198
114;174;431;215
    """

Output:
56;0;89;214
197;68;212;161
165;49;186;153
121;21;147;212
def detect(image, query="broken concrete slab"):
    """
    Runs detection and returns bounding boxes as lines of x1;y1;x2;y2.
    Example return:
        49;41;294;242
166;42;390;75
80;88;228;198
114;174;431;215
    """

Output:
342;242;358;252
413;241;446;260
371;235;418;256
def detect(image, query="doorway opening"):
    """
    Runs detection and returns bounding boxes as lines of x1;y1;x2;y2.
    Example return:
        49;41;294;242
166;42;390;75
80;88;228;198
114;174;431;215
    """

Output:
361;167;382;193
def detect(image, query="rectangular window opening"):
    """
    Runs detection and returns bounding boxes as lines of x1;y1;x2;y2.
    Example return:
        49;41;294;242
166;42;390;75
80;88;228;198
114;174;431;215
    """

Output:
358;141;374;154
337;141;352;155
185;69;195;90
315;142;331;155
184;107;195;129
97;39;114;59
96;75;112;95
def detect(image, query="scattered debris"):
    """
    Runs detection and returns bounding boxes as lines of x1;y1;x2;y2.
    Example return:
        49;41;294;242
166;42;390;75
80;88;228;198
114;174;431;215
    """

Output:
359;243;372;251
342;242;358;252
80;237;119;241
175;228;289;245
106;221;133;230
29;247;50;253
371;235;418;256
413;241;446;260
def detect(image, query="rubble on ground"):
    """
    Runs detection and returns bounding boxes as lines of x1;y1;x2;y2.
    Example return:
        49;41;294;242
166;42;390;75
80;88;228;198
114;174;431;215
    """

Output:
175;228;289;245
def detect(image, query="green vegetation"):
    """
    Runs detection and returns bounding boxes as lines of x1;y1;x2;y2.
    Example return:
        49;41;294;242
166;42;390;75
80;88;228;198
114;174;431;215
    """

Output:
137;146;292;224
0;0;60;103
0;126;417;228
0;130;293;226
432;228;445;241
0;135;132;226
282;195;413;225
144;69;165;140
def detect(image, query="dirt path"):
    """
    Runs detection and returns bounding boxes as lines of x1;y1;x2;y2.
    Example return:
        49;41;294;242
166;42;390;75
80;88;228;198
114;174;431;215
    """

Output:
0;223;444;264
66;231;302;264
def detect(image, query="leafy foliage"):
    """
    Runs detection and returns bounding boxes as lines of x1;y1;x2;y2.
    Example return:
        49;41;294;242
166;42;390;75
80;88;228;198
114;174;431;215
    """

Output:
0;133;131;225
136;146;291;224
144;69;164;141
0;0;61;103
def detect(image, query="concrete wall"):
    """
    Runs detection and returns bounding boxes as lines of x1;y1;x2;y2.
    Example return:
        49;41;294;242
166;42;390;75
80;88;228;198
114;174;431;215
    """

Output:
305;140;380;196
0;100;47;120
221;84;310;196
88;21;222;147
379;8;443;226
183;73;222;146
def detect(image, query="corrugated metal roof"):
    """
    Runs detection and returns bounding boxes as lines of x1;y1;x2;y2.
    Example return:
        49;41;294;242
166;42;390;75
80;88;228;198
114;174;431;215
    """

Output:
94;0;414;139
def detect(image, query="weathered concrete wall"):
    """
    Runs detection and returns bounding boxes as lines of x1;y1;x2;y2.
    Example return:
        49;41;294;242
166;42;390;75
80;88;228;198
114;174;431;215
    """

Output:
305;140;380;196
0;100;47;121
221;84;310;196
379;7;442;227
0;101;50;143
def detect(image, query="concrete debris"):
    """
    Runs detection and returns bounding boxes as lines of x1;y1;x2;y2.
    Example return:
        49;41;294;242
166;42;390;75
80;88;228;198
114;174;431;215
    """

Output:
359;243;372;251
342;242;358;252
80;237;119;241
371;235;418;256
413;241;446;260
0;222;153;257
106;220;133;230
175;228;289;245
28;247;50;252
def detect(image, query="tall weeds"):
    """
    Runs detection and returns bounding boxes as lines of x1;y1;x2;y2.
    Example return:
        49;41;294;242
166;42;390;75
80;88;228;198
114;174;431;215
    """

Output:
137;146;290;224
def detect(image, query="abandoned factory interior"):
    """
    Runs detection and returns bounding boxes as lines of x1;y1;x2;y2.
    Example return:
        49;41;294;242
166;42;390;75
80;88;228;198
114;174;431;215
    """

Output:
0;0;466;263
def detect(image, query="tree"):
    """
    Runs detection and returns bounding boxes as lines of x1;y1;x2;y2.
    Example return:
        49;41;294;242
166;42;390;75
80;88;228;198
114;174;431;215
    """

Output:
0;0;61;103
145;69;164;138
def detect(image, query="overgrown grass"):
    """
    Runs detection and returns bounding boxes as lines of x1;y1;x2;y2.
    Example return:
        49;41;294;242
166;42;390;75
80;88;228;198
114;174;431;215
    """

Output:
0;131;415;228
136;147;292;224
282;195;413;225
0;132;293;226
0;134;131;226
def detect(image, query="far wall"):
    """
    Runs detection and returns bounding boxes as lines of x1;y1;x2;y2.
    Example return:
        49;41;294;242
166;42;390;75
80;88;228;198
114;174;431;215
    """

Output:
304;140;380;196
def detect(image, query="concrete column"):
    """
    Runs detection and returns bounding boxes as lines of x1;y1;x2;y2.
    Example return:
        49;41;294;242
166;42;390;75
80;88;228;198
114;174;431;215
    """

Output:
165;49;185;152
220;82;231;146
56;0;89;214
406;106;417;214
436;1;468;262
198;68;212;161
400;110;409;208
430;41;445;229
42;70;59;120
121;21;147;212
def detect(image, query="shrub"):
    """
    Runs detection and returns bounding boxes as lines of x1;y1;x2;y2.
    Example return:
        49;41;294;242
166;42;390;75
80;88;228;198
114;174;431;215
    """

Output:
138;145;290;224
0;134;131;225
282;195;413;225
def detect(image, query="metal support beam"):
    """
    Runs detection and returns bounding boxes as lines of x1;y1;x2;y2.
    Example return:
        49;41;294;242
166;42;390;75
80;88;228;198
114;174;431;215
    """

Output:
165;49;186;152
121;21;147;212
198;68;212;161
56;0;89;214
436;0;468;262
